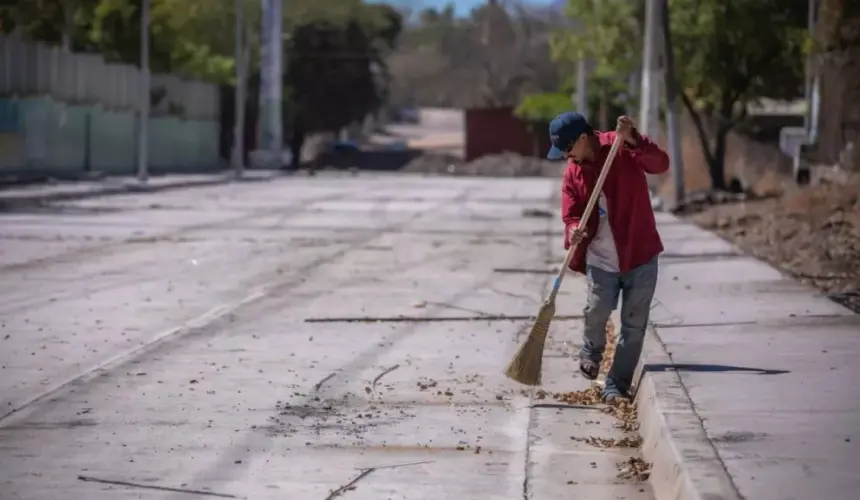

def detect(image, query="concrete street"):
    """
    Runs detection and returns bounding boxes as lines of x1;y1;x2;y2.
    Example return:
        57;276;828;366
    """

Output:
0;173;652;499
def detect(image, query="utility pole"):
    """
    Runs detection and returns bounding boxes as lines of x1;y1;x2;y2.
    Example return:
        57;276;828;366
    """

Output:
639;0;664;200
660;0;684;207
257;0;283;168
576;58;588;119
804;0;818;139
233;0;246;177
137;0;150;182
639;0;660;138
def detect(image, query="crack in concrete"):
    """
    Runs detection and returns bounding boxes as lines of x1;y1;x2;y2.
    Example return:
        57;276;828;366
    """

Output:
356;459;434;471
77;475;242;498
303;314;584;323
324;460;434;500
371;364;401;390
419;301;492;317
313;373;336;393
323;468;375;500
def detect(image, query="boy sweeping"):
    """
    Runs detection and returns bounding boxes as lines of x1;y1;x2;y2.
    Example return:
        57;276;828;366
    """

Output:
546;111;669;402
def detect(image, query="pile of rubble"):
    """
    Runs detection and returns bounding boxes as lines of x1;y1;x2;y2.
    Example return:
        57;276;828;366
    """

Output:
402;152;564;178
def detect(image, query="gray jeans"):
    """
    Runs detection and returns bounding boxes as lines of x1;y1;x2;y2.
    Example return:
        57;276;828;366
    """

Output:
579;256;659;397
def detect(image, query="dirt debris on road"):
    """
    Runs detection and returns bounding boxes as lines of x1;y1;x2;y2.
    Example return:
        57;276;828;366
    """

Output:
691;177;860;312
402;152;564;178
548;323;642;432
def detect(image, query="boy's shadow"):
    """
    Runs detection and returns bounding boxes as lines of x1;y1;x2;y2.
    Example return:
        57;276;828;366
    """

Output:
643;363;790;376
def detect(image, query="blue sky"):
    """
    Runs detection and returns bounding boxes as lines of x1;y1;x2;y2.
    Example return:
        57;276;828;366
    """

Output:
372;0;558;17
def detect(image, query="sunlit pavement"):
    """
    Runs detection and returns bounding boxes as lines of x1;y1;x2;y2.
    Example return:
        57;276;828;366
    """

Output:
0;172;653;499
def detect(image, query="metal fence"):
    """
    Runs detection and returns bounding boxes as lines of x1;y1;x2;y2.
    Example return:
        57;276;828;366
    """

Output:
0;35;219;121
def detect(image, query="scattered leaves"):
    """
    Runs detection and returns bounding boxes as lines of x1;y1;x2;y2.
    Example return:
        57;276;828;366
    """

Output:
616;457;652;482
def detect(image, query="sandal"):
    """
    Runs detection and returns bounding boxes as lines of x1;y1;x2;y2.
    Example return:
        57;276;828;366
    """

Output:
603;392;629;404
579;359;599;380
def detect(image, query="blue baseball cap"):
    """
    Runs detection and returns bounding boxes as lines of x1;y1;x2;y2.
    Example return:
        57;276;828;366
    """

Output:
546;111;589;160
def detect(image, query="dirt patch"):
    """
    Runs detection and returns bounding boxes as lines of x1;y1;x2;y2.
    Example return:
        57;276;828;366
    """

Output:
265;395;415;439
691;178;860;312
402;152;563;177
653;119;860;313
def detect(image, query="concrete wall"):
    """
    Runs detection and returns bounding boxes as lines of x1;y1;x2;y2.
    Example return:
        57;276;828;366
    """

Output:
0;97;219;178
654;113;794;199
0;35;222;181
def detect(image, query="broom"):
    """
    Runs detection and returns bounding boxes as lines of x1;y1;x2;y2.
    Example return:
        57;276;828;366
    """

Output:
504;132;625;386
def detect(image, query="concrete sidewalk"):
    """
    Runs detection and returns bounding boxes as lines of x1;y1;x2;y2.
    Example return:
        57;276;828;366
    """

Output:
636;212;860;500
0;170;281;209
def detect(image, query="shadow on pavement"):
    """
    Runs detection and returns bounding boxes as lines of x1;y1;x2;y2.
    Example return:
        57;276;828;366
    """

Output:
643;363;790;376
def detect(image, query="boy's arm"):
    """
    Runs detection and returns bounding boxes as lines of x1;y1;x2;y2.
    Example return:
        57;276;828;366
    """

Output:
561;169;584;249
625;132;670;174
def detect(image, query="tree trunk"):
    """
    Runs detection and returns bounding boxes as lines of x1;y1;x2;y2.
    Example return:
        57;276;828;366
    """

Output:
62;4;75;51
290;127;305;170
599;91;609;131
709;125;730;190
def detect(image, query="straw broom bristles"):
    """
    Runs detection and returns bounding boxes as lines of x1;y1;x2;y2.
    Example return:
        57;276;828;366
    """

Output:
504;298;555;386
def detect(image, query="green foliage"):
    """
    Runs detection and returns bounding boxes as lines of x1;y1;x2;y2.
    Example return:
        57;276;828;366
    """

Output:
151;0;262;83
669;0;807;112
667;0;807;188
550;0;642;81
514;92;572;123
549;0;641;124
552;0;808;189
0;0;88;47
1;0;403;144
285;18;377;133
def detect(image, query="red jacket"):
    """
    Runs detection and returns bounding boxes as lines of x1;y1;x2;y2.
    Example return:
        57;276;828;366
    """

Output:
562;130;669;274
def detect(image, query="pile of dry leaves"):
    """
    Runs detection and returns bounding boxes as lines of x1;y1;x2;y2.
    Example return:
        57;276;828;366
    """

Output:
692;177;860;312
537;322;652;482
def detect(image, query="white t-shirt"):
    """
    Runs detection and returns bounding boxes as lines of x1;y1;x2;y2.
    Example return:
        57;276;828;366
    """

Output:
586;192;619;272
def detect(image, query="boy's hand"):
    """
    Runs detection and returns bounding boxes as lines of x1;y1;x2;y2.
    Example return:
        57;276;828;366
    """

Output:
616;115;640;146
569;226;587;246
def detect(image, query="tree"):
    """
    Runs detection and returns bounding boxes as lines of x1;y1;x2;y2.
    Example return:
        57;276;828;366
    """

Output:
668;0;808;189
385;1;563;109
283;5;403;166
549;0;808;190
515;91;573;124
549;0;643;128
151;0;262;84
1;0;403;162
0;0;101;51
1;0;190;73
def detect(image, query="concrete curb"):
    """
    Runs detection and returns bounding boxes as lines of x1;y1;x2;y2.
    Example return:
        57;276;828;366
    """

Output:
633;326;744;500
0;173;278;210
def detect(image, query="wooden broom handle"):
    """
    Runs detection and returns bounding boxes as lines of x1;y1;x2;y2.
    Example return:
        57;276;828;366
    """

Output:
550;133;624;298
